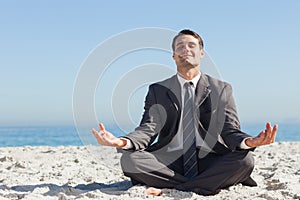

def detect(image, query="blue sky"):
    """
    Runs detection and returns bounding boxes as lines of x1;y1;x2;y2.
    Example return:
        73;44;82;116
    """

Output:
1;1;299;127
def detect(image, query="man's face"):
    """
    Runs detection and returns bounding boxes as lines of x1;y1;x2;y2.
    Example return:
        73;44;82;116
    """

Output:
172;34;204;69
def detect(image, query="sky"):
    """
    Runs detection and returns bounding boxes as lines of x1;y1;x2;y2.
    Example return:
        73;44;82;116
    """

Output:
1;0;300;127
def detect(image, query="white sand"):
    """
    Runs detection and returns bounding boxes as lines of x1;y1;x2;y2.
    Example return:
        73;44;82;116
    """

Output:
0;142;299;200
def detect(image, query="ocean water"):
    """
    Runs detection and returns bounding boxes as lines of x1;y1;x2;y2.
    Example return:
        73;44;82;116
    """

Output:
0;123;299;147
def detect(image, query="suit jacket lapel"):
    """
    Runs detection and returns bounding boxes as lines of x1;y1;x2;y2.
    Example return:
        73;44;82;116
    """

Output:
195;74;211;107
195;74;211;140
167;75;182;112
156;75;181;112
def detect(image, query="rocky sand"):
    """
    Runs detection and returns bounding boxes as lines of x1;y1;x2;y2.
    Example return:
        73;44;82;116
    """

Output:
0;142;299;200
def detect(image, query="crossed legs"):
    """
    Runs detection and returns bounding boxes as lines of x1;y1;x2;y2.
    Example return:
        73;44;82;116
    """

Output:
120;149;256;195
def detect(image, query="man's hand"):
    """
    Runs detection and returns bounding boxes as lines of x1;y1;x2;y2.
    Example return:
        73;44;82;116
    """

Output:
91;123;127;148
245;122;278;148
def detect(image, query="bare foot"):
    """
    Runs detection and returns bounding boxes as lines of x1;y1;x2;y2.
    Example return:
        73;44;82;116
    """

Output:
145;187;162;196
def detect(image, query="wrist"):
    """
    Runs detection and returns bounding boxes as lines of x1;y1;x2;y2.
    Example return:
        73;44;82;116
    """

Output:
245;137;255;148
115;138;127;148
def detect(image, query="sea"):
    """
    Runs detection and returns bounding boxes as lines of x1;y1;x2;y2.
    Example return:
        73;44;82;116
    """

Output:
0;123;299;147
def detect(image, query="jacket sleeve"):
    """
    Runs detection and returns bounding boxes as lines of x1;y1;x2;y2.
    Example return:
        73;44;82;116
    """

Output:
122;84;164;151
219;83;254;151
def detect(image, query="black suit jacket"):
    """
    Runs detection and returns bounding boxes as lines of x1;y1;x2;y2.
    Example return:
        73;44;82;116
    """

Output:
123;73;252;154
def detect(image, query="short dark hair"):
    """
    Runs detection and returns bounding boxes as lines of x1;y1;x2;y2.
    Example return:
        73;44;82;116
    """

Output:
172;29;204;51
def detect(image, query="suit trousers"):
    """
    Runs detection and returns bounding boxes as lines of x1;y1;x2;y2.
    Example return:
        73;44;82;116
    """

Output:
120;148;255;195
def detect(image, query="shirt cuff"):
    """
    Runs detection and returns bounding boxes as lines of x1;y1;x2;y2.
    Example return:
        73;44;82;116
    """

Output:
121;138;133;149
240;137;252;149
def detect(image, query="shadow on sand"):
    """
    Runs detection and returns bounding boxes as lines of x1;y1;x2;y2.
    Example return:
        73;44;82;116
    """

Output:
3;180;132;197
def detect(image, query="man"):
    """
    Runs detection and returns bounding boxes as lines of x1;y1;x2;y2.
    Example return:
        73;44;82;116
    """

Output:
92;29;278;196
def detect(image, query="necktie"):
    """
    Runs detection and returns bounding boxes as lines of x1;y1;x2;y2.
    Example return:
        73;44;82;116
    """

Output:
182;82;198;179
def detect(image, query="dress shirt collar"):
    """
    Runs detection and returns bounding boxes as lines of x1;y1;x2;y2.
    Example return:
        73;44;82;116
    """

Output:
177;72;201;88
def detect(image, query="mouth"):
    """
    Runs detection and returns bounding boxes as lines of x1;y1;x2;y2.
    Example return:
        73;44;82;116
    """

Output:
179;54;192;59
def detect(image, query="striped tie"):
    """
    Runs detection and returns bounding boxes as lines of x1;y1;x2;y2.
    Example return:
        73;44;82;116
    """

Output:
182;82;198;179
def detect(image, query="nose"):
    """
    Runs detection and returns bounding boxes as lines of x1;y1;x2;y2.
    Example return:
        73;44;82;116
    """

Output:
181;45;190;54
182;47;189;53
175;44;191;54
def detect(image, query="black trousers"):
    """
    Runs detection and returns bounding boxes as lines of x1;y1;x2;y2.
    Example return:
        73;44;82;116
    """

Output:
120;149;255;195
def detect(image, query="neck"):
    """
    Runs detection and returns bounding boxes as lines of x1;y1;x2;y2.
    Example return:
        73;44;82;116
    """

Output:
177;68;200;80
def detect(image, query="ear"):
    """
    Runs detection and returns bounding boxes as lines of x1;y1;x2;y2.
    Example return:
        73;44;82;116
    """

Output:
172;52;175;60
200;49;205;58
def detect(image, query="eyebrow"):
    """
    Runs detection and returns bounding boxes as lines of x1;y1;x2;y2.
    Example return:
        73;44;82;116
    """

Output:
175;41;184;46
175;41;197;46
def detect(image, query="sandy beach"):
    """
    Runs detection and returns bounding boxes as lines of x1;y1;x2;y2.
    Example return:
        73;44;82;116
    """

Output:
0;142;299;200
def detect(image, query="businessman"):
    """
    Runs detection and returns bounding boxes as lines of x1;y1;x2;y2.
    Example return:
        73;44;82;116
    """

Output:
92;29;278;196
